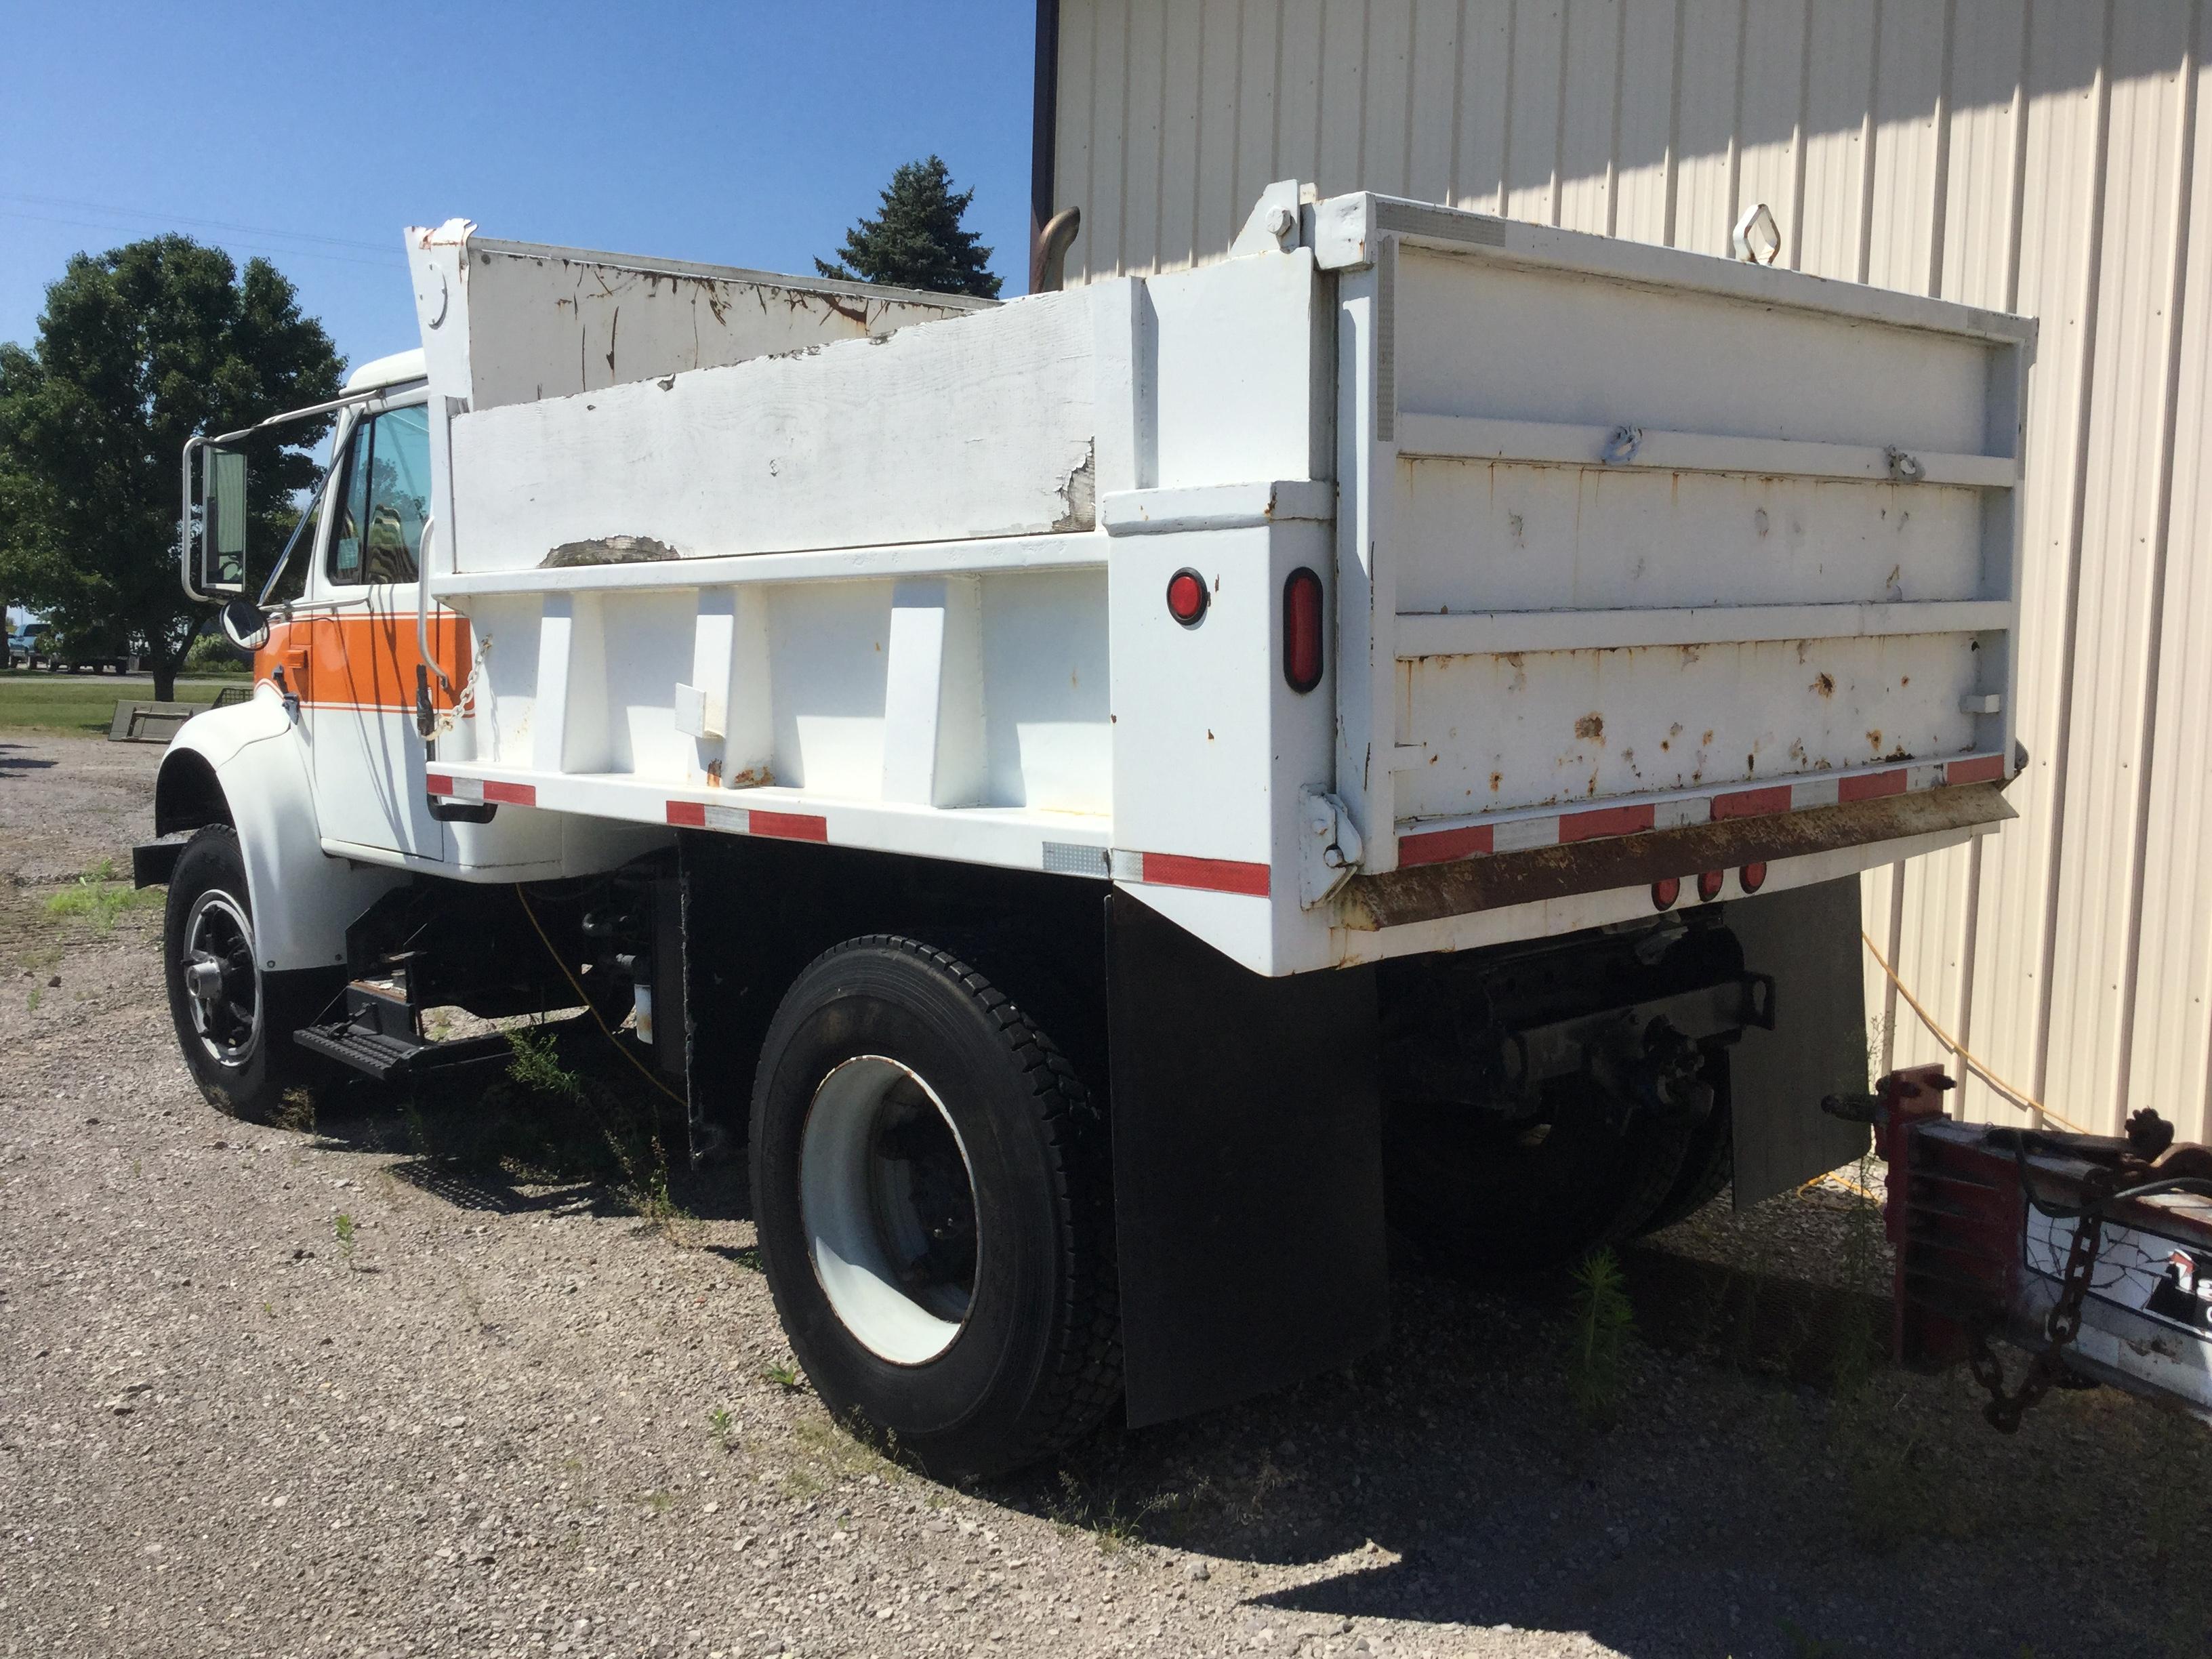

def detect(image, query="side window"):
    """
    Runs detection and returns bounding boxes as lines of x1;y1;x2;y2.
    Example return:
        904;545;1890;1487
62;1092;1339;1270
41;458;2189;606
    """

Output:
327;419;371;586
326;405;430;586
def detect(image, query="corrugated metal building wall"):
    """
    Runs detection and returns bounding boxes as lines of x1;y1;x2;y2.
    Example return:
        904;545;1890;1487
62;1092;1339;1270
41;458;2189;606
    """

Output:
1044;0;2210;1139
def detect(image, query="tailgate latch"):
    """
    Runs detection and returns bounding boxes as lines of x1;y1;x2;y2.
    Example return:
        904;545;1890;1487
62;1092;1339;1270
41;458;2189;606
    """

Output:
1298;787;1365;909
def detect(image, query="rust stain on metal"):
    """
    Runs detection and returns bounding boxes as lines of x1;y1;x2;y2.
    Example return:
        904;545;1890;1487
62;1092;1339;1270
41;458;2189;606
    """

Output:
1343;784;2016;931
705;759;722;789
1574;712;1604;743
1812;673;1835;697
726;764;774;789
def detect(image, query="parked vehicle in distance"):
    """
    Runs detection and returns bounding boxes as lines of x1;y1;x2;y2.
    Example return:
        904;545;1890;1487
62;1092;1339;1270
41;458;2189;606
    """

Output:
141;188;2033;1477
10;617;136;674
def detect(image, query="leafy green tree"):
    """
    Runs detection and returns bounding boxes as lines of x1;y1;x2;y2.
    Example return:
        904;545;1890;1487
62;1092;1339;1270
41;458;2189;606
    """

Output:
816;156;1002;300
0;236;342;699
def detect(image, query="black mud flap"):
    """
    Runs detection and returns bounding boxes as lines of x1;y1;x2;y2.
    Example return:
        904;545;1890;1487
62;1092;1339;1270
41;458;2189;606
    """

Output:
1724;876;1875;1206
1106;892;1389;1427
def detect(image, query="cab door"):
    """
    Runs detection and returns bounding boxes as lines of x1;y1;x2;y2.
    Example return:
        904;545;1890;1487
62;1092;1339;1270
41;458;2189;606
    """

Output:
304;400;466;861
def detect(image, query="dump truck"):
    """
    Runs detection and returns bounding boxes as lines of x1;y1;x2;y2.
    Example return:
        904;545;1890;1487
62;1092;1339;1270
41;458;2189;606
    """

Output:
143;187;2037;1475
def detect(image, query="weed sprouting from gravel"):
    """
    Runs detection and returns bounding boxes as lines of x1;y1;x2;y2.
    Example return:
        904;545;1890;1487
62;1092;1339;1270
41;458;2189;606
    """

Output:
25;986;40;1013
1048;1469;1147;1555
708;1406;739;1453
1567;1246;1635;1426
762;1361;804;1394
333;1212;356;1263
506;1027;585;1101
272;1089;316;1134
782;1412;904;1496
499;1024;695;1241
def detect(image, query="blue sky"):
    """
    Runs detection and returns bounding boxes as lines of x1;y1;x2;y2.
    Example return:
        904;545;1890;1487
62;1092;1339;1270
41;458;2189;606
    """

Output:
1;1;1038;371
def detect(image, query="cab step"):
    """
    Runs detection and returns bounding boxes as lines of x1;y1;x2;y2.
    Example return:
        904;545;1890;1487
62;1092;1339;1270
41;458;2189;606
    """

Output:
292;981;513;1084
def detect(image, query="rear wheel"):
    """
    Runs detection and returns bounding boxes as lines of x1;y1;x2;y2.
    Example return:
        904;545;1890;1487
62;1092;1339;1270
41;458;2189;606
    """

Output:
1384;1067;1715;1271
750;935;1119;1479
1633;1053;1735;1236
162;825;340;1122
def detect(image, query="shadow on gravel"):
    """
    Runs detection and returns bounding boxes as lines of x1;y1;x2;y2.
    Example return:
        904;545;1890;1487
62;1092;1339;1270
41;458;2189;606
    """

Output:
0;743;58;773
262;1037;2208;1658
298;1020;753;1232
971;1210;2212;1659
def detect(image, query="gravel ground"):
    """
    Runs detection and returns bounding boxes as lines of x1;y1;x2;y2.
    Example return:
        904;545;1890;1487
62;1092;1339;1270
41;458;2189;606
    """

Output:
3;731;2208;1659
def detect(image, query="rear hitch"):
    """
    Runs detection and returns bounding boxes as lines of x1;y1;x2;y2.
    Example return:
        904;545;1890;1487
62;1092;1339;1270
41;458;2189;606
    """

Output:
1874;1065;2212;1430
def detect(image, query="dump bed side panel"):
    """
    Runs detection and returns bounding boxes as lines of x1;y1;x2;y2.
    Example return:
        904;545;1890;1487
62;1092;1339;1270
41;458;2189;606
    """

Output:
458;240;982;412
445;291;1100;573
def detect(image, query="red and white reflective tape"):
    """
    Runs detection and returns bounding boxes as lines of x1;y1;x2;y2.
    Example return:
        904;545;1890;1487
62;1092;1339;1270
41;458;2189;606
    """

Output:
425;773;537;807
1108;848;1271;897
1398;752;2007;869
663;799;828;843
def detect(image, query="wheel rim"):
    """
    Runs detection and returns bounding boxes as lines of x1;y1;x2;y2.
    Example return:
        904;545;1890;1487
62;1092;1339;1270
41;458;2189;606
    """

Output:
180;889;261;1067
799;1054;980;1365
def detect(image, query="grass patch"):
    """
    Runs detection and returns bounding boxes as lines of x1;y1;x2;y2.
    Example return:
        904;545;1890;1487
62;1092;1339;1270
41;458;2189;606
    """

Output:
44;859;163;935
0;673;237;737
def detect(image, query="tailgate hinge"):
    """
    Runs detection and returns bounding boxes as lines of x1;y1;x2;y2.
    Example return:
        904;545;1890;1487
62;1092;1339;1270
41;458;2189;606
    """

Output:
1298;787;1365;909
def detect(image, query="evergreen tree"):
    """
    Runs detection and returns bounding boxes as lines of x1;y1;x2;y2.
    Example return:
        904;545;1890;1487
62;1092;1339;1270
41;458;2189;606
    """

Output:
816;156;1002;299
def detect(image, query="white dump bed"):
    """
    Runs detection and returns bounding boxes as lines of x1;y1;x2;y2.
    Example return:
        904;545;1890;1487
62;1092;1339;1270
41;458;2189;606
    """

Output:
401;192;2030;975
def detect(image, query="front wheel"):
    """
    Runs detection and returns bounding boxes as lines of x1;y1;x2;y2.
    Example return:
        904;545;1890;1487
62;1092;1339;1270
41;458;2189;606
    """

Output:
750;935;1120;1479
162;825;340;1122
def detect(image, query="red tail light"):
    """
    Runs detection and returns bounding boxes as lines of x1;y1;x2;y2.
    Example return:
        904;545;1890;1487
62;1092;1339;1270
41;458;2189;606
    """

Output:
1166;569;1208;626
1696;869;1725;903
1283;567;1324;693
1740;861;1768;894
1652;876;1680;911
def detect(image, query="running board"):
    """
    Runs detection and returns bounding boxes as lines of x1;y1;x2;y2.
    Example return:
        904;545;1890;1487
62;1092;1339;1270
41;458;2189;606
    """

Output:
292;981;514;1084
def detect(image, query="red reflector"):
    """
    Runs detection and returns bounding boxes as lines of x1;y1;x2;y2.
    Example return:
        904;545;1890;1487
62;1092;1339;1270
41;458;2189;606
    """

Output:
1652;876;1680;911
1166;568;1208;627
1696;869;1725;903
1740;861;1768;894
1283;567;1324;693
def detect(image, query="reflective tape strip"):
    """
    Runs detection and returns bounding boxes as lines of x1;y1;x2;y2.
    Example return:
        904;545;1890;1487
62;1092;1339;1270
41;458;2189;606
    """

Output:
1042;840;1111;878
1396;753;2008;870
663;800;823;842
1108;849;1271;895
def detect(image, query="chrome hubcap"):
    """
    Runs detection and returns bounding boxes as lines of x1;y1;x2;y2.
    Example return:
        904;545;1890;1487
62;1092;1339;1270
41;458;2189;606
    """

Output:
181;890;260;1067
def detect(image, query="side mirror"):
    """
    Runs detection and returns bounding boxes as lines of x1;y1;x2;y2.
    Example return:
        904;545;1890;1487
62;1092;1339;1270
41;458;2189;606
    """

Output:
197;445;248;597
218;596;270;653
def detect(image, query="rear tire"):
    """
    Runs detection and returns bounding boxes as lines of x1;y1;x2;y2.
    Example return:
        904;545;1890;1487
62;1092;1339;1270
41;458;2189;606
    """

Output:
162;825;342;1122
750;935;1120;1479
1384;1073;1706;1271
1634;1053;1735;1236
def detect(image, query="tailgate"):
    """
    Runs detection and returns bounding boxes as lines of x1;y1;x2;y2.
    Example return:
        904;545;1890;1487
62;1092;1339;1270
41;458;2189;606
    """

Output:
1319;195;2032;880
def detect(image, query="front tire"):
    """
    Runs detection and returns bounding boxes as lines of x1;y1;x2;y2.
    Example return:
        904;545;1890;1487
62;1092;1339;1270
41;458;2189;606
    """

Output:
162;825;340;1122
750;936;1119;1479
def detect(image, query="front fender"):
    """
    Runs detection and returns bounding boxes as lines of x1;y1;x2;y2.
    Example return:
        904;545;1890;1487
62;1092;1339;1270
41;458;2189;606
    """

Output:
156;691;407;973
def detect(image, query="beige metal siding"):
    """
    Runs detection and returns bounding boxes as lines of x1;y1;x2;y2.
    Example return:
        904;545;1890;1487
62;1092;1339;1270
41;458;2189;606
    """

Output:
1054;0;2211;1139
